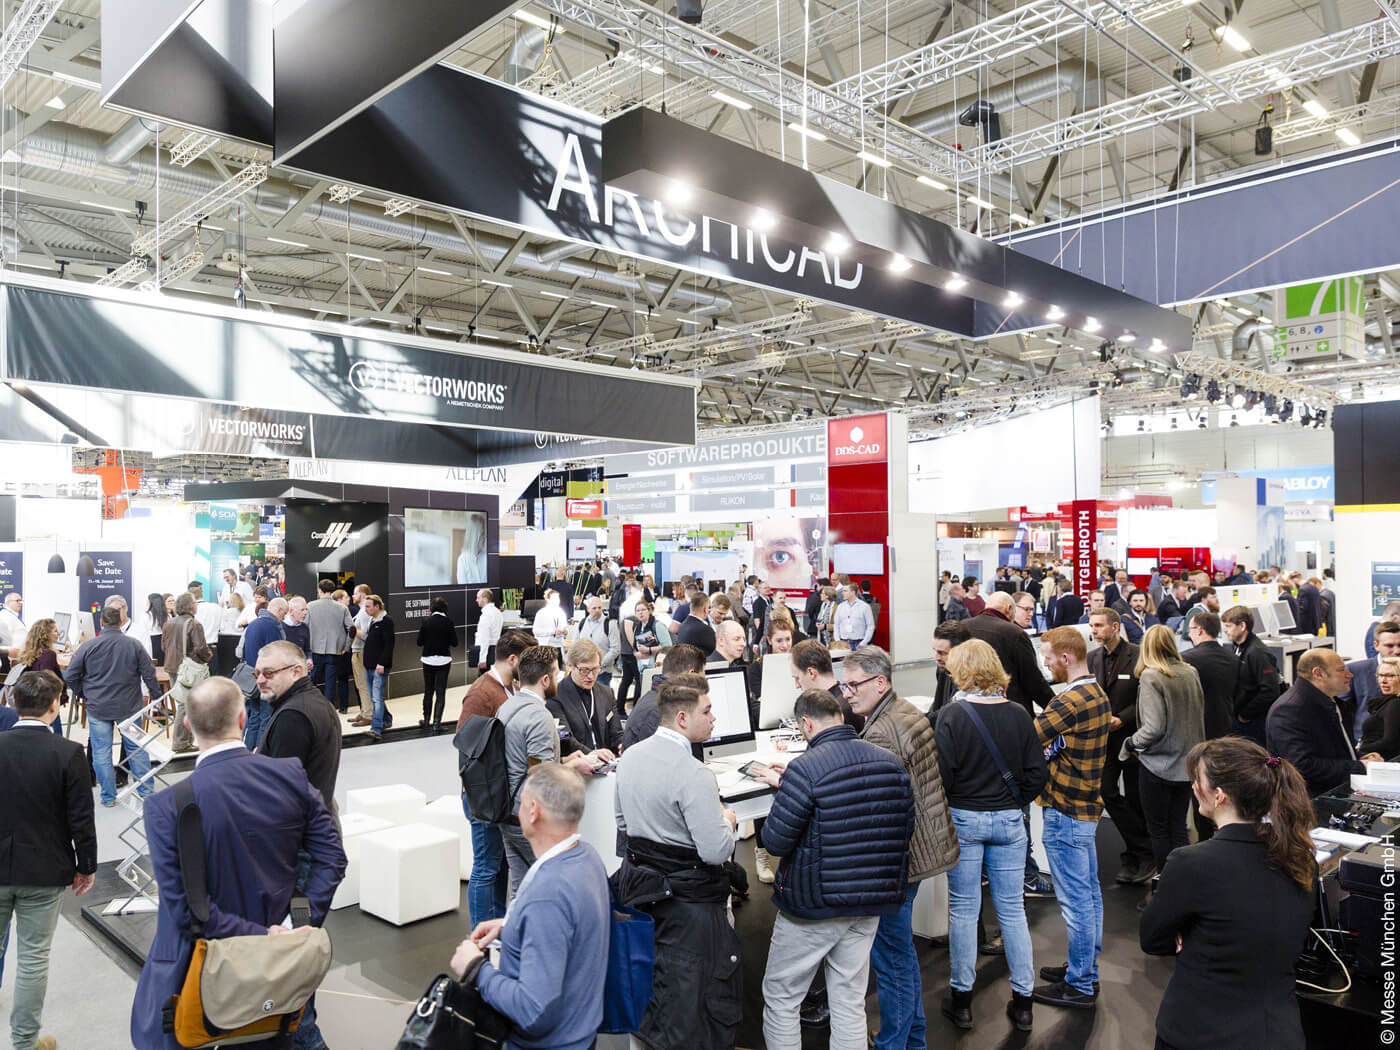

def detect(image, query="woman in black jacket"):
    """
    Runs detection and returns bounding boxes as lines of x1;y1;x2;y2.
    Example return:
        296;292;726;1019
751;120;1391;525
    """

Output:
1140;737;1316;1050
1359;656;1400;759
415;597;457;732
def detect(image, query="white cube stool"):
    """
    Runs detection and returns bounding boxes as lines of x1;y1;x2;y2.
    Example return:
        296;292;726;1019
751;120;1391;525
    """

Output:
912;872;949;940
330;812;393;910
420;795;474;880
358;824;461;926
345;784;427;826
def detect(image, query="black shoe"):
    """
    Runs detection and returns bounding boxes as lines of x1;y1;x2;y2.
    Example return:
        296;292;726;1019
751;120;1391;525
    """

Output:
1007;992;1033;1032
1032;980;1098;1009
978;935;1005;956
1114;861;1139;884
1128;862;1158;886
799;996;829;1027
419;718;428;728
941;988;974;1030
1023;874;1055;899
1037;964;1100;993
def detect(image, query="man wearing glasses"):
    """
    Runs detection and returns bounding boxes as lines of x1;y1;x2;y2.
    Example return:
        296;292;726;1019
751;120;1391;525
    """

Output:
1011;591;1039;635
548;639;623;760
842;646;960;1050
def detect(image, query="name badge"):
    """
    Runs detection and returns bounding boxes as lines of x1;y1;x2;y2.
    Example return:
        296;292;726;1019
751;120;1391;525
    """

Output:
1118;674;1132;680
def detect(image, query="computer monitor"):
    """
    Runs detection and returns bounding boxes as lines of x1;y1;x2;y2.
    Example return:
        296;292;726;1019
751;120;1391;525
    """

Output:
700;664;755;760
52;611;72;648
74;610;96;646
758;653;798;729
1271;599;1296;631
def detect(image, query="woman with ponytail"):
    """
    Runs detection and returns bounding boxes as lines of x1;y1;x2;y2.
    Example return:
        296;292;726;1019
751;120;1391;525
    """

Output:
1140;737;1316;1050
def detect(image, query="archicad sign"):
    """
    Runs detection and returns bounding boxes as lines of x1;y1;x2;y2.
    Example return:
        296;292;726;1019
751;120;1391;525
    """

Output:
827;414;888;465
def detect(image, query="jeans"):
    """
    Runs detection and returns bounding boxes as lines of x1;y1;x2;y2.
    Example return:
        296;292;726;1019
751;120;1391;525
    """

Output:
464;805;509;925
421;663;450;725
871;881;925;1050
1023;806;1043;881
762;912;878;1050
617;654;641;708
0;885;64;1050
292;850;326;1050
1040;807;1103;995
1138;766;1191;872
244;697;272;748
311;653;341;705
89;717;153;805
948;808;1035;996
369;670;391;735
500;822;535;903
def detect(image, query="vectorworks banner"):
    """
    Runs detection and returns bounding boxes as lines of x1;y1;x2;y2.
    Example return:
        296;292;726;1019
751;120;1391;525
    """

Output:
1;282;696;446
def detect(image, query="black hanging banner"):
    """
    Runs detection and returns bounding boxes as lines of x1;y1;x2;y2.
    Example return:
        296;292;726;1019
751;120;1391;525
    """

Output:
78;552;133;621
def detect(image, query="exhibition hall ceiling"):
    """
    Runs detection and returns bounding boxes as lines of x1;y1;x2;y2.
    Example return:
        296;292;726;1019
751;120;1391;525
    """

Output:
1;0;1398;444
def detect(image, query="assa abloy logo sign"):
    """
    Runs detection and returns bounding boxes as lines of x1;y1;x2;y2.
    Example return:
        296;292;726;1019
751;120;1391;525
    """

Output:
311;522;359;549
348;361;508;412
827;414;888;465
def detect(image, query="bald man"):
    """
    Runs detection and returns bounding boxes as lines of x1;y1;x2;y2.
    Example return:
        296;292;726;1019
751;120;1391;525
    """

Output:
1266;648;1380;795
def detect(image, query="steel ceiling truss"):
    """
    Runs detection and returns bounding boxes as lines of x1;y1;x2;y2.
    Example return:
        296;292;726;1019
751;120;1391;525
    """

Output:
1171;352;1341;407
967;18;1400;173
1270;93;1400;145
130;161;269;257
0;0;63;91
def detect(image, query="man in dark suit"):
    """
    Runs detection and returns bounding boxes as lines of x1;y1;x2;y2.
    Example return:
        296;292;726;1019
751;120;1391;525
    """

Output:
1183;613;1240;840
1102;570;1130;612
929;620;972;719
1343;621;1400;744
966;592;1054;717
132;676;346;1050
1154;581;1190;626
1221;605;1283;744
675;593;716;658
1266;649;1378;796
0;672;96;1050
1293;575;1323;636
1086;609;1153;884
1045;578;1084;629
550;638;623;757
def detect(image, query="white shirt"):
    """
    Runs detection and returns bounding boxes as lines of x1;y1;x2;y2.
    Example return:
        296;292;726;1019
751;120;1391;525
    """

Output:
476;603;504;651
532;605;569;648
352;607;372;652
221;580;255;608
196;740;247;766
619;592;640;622
0;607;26;652
834;598;875;646
14;718;51;730
195;601;223;640
220;607;242;634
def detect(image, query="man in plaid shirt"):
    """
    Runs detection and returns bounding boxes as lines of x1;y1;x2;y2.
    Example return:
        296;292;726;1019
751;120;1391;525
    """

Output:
1032;627;1112;1010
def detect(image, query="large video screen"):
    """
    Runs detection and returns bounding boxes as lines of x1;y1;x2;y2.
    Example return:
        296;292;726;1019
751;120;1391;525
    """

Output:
404;508;487;587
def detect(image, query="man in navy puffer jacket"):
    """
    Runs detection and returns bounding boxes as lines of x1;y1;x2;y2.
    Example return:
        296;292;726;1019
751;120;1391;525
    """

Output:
756;688;914;1050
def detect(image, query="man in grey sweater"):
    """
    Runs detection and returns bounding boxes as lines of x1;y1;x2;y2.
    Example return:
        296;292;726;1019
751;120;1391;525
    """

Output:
493;646;602;899
613;675;740;1050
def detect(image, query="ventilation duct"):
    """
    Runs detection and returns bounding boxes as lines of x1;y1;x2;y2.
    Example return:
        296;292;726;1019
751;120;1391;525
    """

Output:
102;118;155;165
503;27;547;86
903;64;1102;138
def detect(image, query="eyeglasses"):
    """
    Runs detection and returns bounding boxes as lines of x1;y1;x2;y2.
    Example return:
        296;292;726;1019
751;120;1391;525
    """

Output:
573;665;601;678
254;664;298;680
840;675;881;695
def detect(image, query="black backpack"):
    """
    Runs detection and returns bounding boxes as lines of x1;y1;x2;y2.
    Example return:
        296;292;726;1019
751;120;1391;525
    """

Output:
453;705;526;825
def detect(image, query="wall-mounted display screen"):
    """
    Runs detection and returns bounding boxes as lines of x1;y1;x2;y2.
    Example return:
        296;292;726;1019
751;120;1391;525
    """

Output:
404;507;487;587
832;542;884;575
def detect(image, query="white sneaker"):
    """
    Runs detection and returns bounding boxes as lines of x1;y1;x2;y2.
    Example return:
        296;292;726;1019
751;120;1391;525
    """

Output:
755;847;775;884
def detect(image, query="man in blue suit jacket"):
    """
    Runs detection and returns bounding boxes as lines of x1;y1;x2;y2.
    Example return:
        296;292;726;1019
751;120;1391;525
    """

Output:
131;677;345;1050
1346;621;1400;743
1120;590;1160;645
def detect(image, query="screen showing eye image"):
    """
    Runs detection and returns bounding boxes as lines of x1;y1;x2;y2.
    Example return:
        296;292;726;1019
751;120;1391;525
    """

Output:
752;517;826;589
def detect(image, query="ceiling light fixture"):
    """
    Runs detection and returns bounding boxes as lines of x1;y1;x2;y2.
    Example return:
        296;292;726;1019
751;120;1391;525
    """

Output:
857;150;891;168
889;253;911;274
1119;331;1137;343
1002;291;1023;309
787;122;827;142
1084;316;1101;332
44;96;65;110
1217;25;1249;52
916;175;950;191
944;274;967;292
1046;304;1064;320
710;90;752;110
966;195;994;210
1149;338;1166;352
750;208;776;231
1010;214;1032;226
1302;98;1329;120
665;179;694;204
267;236;309;247
1336;127;1361;146
824;232;850;255
513;10;556;31
418;266;453;276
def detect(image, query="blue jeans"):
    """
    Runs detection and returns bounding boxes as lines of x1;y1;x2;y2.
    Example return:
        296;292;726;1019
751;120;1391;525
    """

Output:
292;850;326;1050
243;697;272;748
1023;806;1043;881
465;804;508;924
89;717;152;805
369;670;390;734
948;808;1035;996
311;653;341;706
1040;807;1103;994
871;881;925;1050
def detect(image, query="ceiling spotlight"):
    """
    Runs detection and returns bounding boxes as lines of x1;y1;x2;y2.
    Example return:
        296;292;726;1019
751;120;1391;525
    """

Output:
1315;409;1328;428
750;208;776;231
824;232;850;255
1170;416;1179;430
1262;394;1277;415
944;274;967;292
1299;407;1314;426
1136;419;1146;432
1231;388;1246;409
1229;413;1240;427
1280;398;1294;421
1084;316;1101;332
1198;415;1208;430
889;253;912;274
1149;338;1166;353
1002;291;1023;309
1046;304;1064;321
1205;379;1221;402
665;179;694;204
1119;332;1137;343
1243;390;1260;411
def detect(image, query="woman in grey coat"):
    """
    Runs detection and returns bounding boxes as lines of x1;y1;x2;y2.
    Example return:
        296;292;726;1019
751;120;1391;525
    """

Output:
1123;624;1206;876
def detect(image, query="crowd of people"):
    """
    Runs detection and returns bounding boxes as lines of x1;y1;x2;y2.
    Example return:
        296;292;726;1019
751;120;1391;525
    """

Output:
0;551;1383;1050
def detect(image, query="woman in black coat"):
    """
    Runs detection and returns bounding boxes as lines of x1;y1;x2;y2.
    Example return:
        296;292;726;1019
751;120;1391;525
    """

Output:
1140;737;1316;1050
415;596;457;732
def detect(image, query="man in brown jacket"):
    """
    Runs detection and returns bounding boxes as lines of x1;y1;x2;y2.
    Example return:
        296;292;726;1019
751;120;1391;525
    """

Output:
843;645;959;1050
455;628;534;925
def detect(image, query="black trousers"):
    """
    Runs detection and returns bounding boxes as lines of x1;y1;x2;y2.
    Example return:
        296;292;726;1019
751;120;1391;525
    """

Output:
1138;766;1192;872
618;654;642;708
421;662;450;725
1101;747;1154;866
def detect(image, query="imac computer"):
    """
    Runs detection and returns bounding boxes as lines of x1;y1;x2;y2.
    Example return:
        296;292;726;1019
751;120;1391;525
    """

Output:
758;654;798;729
52;611;72;649
699;664;756;762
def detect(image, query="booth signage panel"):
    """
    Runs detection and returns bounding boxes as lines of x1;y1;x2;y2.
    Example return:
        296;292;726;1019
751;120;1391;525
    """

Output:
609;495;677;515
78;552;133;618
536;472;567;499
607;474;675;496
566;498;604;519
1;284;696;446
0;551;21;602
793;462;827;484
1071;500;1098;597
605;425;825;474
795;488;826;508
1374;562;1400;616
1201;466;1335;504
827;414;889;466
693;466;776;489
692;490;777;512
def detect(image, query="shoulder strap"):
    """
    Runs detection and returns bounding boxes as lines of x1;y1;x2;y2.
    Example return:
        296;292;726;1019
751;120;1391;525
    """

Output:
959;701;1024;808
174;778;210;938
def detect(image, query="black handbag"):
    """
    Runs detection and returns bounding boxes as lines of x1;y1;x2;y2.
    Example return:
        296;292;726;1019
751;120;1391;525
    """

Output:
396;964;511;1050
